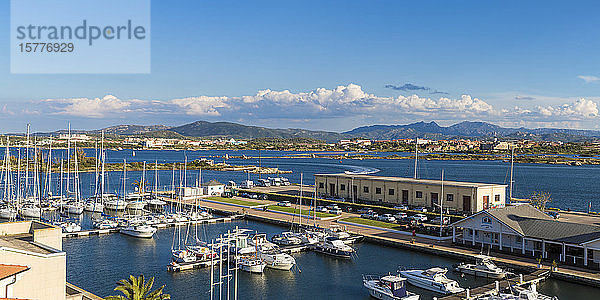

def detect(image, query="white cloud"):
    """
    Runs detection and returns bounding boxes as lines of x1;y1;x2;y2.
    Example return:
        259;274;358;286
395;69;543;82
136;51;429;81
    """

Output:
43;95;133;118
28;84;600;130
578;75;600;83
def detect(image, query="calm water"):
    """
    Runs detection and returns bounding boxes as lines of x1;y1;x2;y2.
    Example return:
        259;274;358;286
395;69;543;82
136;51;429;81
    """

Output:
4;149;598;299
4;149;599;211
63;219;598;300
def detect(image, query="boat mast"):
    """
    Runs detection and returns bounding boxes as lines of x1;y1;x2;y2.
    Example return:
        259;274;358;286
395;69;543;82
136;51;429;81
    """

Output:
66;123;71;196
509;145;514;203
73;141;80;203
414;137;418;179
299;173;303;228
122;159;126;211
101;131;105;199
24;124;30;199
440;169;444;237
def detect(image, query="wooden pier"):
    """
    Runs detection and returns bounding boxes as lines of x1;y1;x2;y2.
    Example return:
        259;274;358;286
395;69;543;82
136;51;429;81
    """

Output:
62;215;242;238
167;260;217;272
438;269;551;300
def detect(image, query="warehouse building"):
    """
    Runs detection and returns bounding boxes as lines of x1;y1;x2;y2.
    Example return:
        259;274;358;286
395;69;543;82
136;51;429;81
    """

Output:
314;173;506;213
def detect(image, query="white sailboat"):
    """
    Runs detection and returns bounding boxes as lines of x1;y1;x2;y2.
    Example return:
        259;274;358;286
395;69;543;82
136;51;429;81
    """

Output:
85;133;106;212
1;137;17;220
105;159;128;210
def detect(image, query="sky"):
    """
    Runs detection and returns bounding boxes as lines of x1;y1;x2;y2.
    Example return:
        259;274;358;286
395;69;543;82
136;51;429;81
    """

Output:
2;0;600;133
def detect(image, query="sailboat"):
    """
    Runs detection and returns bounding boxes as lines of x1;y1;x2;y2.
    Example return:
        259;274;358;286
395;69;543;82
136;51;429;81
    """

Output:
105;159;128;211
126;161;148;210
19;136;42;219
85;133;106;212
0;137;17;220
147;160;166;209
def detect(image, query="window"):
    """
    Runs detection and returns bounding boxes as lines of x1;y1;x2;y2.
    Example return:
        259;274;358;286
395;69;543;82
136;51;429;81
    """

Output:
446;194;454;201
495;194;500;202
416;191;423;198
482;217;492;224
375;187;382;194
319;182;324;189
388;188;395;196
363;186;369;193
340;184;345;191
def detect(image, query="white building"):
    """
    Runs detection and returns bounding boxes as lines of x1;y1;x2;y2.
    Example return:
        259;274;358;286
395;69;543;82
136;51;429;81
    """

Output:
203;180;225;196
450;204;600;269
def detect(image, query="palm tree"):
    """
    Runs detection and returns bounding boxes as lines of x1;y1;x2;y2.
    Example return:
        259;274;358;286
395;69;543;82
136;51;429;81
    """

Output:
105;275;170;300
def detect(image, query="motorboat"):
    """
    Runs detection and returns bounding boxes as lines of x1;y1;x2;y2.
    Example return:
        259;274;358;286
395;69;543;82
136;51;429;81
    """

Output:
60;201;84;214
120;220;157;238
93;218;119;229
272;231;303;246
324;225;351;240
399;267;464;295
476;284;557;300
314;236;355;258
455;255;508;279
238;256;267;273
54;220;81;233
249;233;278;251
126;194;147;210
363;274;420;300
259;250;296;270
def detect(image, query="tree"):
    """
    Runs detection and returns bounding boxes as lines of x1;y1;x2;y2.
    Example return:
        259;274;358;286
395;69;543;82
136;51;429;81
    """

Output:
105;275;170;300
529;191;552;211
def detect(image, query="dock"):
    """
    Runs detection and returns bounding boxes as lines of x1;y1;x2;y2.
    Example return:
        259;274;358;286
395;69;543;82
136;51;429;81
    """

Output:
438;269;551;300
167;260;217;272
62;216;242;238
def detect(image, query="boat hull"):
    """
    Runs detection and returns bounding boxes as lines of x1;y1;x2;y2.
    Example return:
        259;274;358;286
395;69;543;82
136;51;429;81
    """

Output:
19;208;41;218
240;262;266;273
399;271;463;295
0;209;17;219
120;228;156;238
314;246;353;258
455;266;506;279
84;202;104;212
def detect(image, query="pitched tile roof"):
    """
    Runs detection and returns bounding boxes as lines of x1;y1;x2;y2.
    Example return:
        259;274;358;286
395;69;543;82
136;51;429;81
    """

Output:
0;264;29;280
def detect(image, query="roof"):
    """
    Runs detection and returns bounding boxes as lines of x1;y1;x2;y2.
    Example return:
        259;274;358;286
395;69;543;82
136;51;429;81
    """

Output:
204;180;224;186
0;264;29;280
454;204;600;244
0;234;55;255
315;173;506;188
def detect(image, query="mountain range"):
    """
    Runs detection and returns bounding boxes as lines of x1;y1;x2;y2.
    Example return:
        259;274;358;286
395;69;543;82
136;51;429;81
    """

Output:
36;120;600;142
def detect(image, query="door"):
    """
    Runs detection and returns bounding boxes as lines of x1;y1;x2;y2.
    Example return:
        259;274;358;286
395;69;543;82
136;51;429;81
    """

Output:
463;196;471;212
329;183;336;197
352;185;358;202
483;196;490;210
402;190;409;204
431;192;438;207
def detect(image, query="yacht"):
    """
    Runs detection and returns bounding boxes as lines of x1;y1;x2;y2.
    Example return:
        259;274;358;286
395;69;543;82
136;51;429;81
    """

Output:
249;233;278;251
314;236;355;258
324;225;351;240
126;193;148;210
84;200;104;213
476;284;557;300
238;256;267;273
61;201;84;214
399;267;464;295
272;231;303;246
259;250;296;270
19;203;41;218
172;249;198;263
93;218;119;229
120;220;157;238
363;274;420;300
0;205;17;219
105;198;128;210
455;255;508;279
54;220;81;233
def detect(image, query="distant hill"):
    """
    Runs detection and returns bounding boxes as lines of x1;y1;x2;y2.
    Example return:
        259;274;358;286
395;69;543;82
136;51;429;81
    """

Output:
344;121;600;141
169;121;345;141
28;120;600;142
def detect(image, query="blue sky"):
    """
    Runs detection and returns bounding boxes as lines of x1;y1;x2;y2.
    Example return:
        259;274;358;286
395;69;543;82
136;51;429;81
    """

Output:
2;0;600;133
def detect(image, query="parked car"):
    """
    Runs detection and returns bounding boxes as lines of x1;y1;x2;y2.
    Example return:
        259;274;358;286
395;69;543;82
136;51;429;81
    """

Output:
357;208;373;214
280;178;291;186
378;214;396;222
546;211;560;219
258;194;268;200
329;207;342;214
393;205;409;210
414;207;428;212
222;191;233;198
240;193;251;198
411;214;428;222
361;212;379;220
326;204;340;210
393;212;408;220
277;201;291;207
316;206;329;213
249;194;258;199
